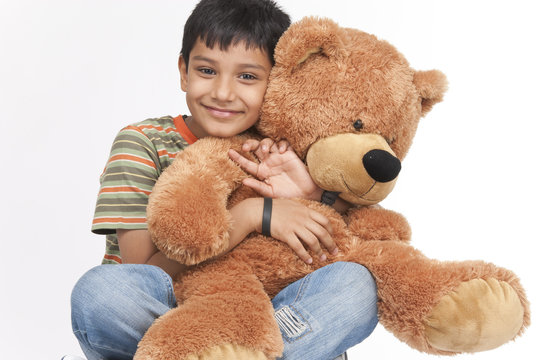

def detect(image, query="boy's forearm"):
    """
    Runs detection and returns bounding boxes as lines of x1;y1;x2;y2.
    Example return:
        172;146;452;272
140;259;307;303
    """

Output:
117;229;187;278
220;198;263;254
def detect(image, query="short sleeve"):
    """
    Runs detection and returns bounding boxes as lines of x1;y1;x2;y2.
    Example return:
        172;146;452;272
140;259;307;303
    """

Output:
91;125;160;234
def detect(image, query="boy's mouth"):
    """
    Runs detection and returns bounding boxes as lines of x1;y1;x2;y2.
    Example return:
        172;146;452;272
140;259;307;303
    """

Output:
204;105;242;118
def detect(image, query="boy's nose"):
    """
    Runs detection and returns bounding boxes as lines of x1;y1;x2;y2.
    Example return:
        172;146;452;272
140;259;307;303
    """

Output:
212;77;235;102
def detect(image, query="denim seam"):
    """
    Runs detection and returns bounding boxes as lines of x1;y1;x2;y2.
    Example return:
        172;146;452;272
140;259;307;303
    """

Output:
75;329;131;359
157;266;177;307
275;271;314;343
82;329;135;358
292;271;312;304
73;330;106;360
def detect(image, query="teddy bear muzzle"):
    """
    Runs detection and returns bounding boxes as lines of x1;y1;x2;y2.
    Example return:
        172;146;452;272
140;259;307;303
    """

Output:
306;133;400;205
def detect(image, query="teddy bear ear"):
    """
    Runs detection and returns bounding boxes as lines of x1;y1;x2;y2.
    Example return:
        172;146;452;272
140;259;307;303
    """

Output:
413;70;448;116
274;16;346;71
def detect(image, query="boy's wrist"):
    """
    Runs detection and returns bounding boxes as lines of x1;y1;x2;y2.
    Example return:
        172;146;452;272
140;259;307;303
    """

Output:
308;186;324;202
244;197;265;233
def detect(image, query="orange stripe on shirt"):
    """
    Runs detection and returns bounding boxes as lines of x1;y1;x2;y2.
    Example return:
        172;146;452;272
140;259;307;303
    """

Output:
108;154;156;169
103;254;123;263
98;186;152;196
156;148;181;159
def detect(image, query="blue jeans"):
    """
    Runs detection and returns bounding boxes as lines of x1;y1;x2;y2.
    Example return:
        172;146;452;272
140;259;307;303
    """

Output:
71;262;378;360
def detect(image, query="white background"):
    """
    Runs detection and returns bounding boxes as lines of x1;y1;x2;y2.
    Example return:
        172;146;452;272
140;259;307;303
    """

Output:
1;0;536;359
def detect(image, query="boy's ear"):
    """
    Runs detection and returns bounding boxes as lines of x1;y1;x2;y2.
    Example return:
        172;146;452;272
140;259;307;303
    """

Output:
274;17;347;72
179;55;188;92
413;70;448;116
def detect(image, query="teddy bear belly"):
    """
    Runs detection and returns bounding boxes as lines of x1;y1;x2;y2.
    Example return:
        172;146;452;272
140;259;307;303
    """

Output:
229;235;322;298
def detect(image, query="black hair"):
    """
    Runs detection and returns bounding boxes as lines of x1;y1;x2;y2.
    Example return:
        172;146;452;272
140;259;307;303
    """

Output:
181;0;290;67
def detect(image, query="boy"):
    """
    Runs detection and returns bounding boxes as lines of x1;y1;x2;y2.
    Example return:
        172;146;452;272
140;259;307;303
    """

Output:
70;1;378;359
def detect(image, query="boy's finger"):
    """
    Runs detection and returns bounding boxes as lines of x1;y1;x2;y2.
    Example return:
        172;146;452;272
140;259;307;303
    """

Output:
307;221;337;256
242;139;260;152
286;235;313;264
253;138;274;160
242;177;273;197
297;228;325;261
228;149;259;176
309;211;333;235
258;138;274;155
276;139;290;153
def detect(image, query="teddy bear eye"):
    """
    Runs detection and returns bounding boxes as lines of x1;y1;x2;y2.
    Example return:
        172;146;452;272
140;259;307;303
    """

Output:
353;119;363;130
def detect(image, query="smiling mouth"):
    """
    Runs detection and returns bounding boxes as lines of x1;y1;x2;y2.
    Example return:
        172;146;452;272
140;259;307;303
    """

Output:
204;105;241;118
341;175;377;201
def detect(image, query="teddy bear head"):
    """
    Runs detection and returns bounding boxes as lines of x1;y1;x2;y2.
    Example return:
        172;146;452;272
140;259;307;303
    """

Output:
258;17;447;205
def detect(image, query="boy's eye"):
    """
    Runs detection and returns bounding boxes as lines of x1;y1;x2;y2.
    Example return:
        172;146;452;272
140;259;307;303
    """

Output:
198;68;215;75
239;73;256;80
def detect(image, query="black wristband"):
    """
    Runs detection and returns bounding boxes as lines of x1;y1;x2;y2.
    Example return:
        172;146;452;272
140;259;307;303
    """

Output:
320;190;340;206
262;197;273;237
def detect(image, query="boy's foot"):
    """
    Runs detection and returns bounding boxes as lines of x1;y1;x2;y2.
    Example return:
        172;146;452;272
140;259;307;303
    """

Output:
332;352;348;360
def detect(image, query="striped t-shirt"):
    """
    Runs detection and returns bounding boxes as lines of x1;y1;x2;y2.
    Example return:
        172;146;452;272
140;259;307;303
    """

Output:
92;115;198;264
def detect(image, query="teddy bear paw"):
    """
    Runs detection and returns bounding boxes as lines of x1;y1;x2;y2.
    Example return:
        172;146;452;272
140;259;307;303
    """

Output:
135;343;270;360
184;344;270;360
423;278;524;353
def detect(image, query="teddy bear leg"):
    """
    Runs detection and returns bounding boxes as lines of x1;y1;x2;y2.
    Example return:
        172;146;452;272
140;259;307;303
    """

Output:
134;263;283;360
423;277;526;353
350;241;529;355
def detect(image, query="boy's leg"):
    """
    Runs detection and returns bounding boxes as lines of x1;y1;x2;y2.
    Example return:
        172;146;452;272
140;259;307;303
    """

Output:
71;264;177;360
272;262;378;360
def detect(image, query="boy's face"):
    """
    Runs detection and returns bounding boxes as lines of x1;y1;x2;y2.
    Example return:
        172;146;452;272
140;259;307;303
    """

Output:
179;39;272;139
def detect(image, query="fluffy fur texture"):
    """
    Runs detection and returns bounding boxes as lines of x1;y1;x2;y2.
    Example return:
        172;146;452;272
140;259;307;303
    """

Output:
136;17;529;360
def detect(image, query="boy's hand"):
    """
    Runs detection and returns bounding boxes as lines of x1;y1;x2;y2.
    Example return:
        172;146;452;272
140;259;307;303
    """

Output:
257;198;338;263
228;138;323;200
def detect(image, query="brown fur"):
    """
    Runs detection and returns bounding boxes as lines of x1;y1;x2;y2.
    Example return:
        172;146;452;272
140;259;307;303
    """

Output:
135;17;529;360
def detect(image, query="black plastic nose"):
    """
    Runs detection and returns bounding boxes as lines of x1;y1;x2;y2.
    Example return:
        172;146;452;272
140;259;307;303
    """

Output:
362;149;401;183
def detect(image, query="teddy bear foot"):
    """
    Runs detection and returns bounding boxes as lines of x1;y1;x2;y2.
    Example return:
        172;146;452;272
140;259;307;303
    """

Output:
423;278;524;353
184;343;270;360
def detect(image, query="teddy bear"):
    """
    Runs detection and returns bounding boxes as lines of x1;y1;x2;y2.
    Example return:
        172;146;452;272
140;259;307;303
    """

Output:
134;17;529;360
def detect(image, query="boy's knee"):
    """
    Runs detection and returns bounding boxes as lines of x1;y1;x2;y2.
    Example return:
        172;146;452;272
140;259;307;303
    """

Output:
71;266;114;315
326;262;378;318
327;262;377;294
328;262;378;337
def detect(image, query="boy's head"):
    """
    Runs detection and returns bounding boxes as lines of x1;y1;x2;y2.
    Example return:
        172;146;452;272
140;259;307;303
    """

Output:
178;0;291;139
181;0;290;68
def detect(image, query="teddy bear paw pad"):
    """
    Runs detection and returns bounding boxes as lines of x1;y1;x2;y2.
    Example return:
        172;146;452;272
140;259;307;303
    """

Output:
184;344;270;360
423;277;524;353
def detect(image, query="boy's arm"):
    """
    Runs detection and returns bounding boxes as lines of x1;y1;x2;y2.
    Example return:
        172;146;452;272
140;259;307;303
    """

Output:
120;194;334;278
228;197;336;263
117;229;187;278
147;135;336;266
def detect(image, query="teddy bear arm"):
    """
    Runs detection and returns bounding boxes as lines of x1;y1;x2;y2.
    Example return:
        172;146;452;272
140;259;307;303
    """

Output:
345;206;411;242
147;137;247;265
